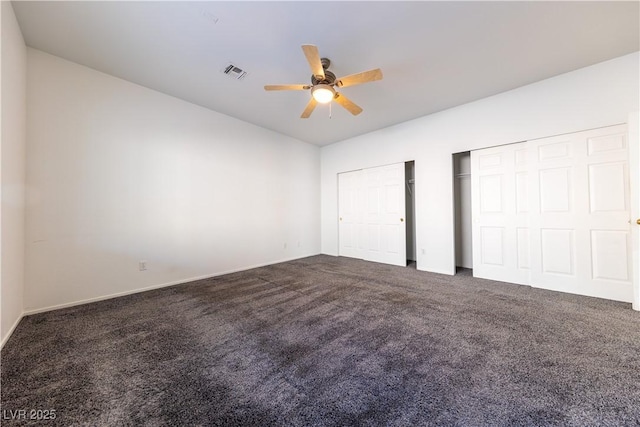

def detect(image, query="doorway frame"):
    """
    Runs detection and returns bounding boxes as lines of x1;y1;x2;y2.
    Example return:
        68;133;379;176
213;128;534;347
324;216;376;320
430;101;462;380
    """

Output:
629;112;640;311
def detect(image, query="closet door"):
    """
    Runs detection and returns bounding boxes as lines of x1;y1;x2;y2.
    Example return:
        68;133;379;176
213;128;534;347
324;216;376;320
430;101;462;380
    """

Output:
471;142;529;285
338;170;364;259
528;124;632;302
471;124;632;303
362;163;407;266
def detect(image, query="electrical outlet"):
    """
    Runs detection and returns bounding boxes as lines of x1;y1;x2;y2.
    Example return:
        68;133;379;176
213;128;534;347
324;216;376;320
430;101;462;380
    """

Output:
139;261;147;271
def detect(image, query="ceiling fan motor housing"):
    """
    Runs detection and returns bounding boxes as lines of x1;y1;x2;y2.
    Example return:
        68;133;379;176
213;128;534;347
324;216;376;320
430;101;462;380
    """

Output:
312;70;336;86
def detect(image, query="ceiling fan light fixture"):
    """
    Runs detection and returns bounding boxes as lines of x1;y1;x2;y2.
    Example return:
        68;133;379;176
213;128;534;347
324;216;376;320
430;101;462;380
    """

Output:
265;45;381;117
311;84;335;104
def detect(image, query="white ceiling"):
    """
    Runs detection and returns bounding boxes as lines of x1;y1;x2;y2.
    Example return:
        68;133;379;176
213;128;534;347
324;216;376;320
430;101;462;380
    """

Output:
11;1;640;146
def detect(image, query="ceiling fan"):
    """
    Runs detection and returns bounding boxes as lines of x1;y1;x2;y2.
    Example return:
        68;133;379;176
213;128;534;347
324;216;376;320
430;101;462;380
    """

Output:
264;45;383;118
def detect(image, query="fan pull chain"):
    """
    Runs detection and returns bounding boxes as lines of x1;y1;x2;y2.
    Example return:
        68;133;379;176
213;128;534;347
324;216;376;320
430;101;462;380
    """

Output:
329;101;332;119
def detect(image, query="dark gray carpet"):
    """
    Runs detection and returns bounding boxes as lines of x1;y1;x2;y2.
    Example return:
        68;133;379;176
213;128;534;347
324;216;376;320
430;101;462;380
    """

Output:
2;255;640;426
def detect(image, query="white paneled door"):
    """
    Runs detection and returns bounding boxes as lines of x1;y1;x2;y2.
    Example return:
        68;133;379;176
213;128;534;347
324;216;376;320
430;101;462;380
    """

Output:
363;163;407;266
528;125;631;301
339;163;407;267
338;170;364;259
471;124;633;302
471;142;530;285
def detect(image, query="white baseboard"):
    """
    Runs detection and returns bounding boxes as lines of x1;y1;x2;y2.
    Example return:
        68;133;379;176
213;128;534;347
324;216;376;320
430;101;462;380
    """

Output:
23;253;319;316
1;312;24;350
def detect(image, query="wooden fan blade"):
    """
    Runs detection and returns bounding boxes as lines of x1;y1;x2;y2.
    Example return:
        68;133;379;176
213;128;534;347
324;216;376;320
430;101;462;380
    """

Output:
302;45;325;81
301;97;318;119
336;68;383;88
264;84;310;91
334;92;363;116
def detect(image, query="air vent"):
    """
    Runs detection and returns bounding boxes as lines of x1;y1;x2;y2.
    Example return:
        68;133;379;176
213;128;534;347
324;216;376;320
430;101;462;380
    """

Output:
223;64;247;80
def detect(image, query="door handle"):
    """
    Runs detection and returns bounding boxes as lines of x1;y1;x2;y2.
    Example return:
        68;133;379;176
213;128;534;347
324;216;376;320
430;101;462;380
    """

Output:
637;219;640;225
339;217;342;221
400;218;404;222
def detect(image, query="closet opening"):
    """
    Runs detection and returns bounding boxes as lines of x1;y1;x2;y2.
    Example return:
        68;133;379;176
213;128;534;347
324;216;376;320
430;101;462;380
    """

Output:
453;152;472;274
405;161;416;268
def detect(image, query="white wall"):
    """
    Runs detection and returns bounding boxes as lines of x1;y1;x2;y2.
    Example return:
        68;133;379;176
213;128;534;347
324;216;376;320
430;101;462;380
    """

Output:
1;1;27;346
25;49;320;313
321;52;639;276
